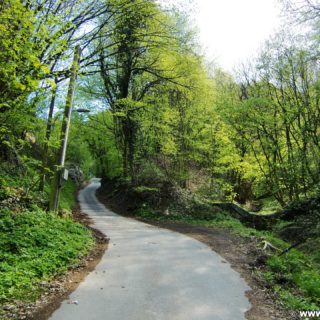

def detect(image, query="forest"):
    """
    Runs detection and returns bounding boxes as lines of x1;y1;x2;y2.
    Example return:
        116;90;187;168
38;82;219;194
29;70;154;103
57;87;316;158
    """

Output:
0;0;319;318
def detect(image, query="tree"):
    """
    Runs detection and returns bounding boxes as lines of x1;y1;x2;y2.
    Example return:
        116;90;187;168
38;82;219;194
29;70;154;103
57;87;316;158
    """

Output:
281;0;320;25
94;0;191;179
218;31;320;205
0;0;48;161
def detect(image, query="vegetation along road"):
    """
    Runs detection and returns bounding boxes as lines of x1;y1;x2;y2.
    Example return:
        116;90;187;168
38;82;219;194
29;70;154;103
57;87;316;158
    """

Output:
49;179;251;320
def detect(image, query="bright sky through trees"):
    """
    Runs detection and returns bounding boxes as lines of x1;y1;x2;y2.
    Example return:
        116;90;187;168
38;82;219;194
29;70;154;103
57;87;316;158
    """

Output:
194;0;282;71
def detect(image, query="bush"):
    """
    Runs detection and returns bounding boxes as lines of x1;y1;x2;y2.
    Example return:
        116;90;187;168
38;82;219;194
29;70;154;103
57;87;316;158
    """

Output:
135;161;166;186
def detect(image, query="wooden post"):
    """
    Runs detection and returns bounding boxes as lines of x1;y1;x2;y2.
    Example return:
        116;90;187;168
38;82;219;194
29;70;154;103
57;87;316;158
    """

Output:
49;45;81;211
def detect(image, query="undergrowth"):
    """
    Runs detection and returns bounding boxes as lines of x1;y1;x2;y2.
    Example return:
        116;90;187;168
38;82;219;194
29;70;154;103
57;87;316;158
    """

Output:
0;208;93;304
59;179;78;211
0;164;94;315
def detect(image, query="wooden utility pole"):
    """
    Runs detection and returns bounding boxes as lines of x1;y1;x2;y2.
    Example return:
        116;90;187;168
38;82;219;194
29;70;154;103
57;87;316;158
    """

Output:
49;45;81;211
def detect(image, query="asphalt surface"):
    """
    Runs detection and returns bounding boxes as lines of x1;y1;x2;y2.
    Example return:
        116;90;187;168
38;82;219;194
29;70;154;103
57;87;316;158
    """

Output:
49;179;251;320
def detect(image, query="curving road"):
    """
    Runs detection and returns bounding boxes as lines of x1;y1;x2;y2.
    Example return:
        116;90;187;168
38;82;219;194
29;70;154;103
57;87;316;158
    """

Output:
49;179;251;320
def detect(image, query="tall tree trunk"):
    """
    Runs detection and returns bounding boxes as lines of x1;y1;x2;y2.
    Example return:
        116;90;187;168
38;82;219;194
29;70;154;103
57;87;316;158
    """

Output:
39;80;57;191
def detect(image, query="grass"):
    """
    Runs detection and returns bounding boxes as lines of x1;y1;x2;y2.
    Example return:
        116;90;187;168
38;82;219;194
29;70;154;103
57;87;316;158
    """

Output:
0;207;94;304
0;165;94;314
134;206;320;311
257;198;282;215
265;253;320;310
59;180;78;211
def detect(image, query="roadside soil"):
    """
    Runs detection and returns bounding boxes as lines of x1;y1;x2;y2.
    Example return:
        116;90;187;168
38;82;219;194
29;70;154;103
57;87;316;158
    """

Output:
97;190;298;320
1;204;108;320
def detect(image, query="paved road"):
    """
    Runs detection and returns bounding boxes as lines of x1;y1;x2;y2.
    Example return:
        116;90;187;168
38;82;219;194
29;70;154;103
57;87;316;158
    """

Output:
49;179;251;320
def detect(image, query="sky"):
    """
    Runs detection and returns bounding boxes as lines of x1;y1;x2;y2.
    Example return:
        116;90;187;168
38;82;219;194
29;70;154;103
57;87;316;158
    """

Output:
194;0;283;72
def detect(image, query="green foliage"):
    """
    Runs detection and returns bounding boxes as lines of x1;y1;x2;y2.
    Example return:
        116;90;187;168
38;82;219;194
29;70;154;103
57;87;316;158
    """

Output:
276;288;316;310
0;0;50;160
0;0;46;104
59;180;78;211
0;208;93;303
0;163;47;212
135;161;166;186
0;157;92;307
134;205;158;219
215;35;320;205
296;271;320;298
265;251;320;309
259;198;282;215
76;110;123;177
67;115;95;178
267;251;308;274
133;196;250;232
